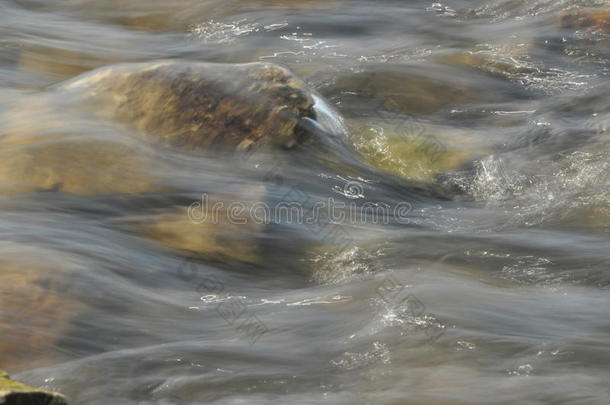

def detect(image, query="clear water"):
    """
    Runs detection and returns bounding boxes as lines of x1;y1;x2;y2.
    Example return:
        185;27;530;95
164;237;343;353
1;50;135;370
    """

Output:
1;0;609;404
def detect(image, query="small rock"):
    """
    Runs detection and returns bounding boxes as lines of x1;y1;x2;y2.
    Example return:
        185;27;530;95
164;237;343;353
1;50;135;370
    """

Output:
347;117;488;184
0;370;67;405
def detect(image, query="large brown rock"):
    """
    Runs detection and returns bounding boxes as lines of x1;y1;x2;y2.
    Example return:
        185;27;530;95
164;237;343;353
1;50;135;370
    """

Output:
0;61;317;195
57;61;316;151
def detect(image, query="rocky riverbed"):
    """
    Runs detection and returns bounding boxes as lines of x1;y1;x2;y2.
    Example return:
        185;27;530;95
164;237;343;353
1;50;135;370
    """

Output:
1;1;609;404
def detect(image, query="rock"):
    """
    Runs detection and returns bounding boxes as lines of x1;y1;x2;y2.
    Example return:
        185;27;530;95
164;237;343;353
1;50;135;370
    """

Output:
317;63;522;116
0;60;338;264
57;61;316;151
0;127;164;196
0;99;165;195
0;245;84;372
347;118;488;184
0;370;67;405
560;8;610;35
1;61;319;195
319;68;469;115
18;46;118;80
131;191;266;265
428;51;534;79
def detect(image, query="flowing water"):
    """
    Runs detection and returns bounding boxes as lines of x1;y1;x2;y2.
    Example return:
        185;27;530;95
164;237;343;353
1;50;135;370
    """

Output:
1;0;610;404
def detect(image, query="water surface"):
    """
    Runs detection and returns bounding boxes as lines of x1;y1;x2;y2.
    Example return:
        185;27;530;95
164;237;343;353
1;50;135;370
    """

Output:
1;0;609;404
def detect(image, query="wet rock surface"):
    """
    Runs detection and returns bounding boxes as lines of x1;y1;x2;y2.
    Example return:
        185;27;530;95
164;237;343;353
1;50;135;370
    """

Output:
347;118;488;184
133;188;267;265
57;61;316;151
2;0;610;403
0;370;68;405
560;7;610;35
0;61;319;196
316;63;530;117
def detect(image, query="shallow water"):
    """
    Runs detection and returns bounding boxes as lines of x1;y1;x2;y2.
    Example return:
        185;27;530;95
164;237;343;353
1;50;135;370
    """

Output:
1;0;609;404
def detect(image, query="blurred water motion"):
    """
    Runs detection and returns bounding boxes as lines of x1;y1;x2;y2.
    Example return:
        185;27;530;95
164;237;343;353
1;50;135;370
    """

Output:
1;0;610;404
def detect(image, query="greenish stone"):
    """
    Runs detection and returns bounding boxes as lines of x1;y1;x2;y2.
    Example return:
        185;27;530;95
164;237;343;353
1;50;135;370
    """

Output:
0;370;67;405
347;118;488;184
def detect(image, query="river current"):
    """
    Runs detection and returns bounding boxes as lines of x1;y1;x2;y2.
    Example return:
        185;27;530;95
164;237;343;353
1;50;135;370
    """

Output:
1;0;609;404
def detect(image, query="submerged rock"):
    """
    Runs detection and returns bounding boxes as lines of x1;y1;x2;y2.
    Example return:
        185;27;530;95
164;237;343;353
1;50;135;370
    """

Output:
18;46;118;80
348;118;488;184
319;67;469;115
57;60;316;151
316;64;524;116
560;7;610;35
0;246;84;371
0;129;164;196
0;370;67;405
4;60;334;263
1;61;319;195
0;60;341;267
132;190;266;265
428;51;535;81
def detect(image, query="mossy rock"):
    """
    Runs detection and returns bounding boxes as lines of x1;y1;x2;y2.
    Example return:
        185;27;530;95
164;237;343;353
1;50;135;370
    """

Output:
0;370;67;405
0;60;341;264
347;118;488;184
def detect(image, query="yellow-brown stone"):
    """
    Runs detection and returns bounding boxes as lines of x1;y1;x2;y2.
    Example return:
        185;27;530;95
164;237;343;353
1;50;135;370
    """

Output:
57;61;316;152
0;246;84;372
